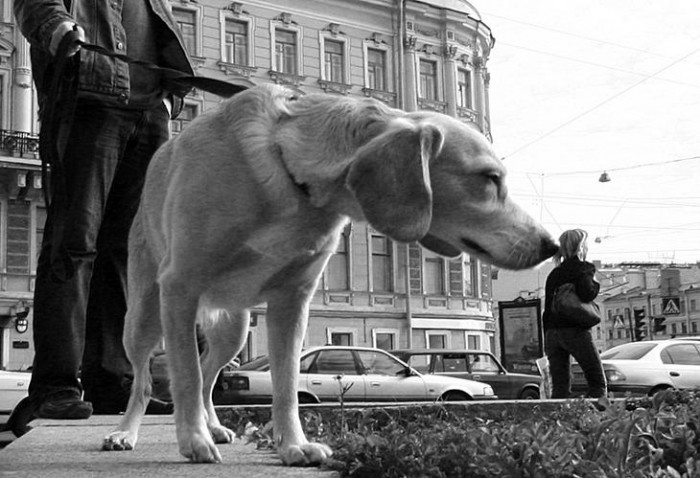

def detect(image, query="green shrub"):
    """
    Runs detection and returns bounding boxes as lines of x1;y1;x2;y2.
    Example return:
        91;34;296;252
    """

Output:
220;390;700;477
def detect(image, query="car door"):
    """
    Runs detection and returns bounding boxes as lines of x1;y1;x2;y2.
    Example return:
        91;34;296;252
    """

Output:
660;343;700;390
302;349;366;401
356;350;427;401
467;353;514;398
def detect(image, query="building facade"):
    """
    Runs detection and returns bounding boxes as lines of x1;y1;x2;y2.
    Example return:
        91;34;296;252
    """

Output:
0;0;496;369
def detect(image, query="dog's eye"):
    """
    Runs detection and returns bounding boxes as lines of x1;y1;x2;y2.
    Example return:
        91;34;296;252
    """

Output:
485;173;501;186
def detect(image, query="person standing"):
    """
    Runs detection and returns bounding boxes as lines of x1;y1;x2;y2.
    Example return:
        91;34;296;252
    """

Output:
8;0;194;434
543;229;607;399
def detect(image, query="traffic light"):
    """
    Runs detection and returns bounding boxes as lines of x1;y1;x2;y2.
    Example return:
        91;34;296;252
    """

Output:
653;317;667;334
633;308;647;341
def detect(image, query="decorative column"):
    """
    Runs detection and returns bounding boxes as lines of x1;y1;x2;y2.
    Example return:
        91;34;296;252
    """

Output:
13;33;33;132
472;55;489;136
402;35;417;112
443;44;458;118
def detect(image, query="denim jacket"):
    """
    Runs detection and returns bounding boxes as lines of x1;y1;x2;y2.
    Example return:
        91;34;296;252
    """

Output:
14;0;194;116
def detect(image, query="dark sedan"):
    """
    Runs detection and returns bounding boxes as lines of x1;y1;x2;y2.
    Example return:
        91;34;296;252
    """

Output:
392;349;542;399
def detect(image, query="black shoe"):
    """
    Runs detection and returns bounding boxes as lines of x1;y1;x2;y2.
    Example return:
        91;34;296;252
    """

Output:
36;391;93;420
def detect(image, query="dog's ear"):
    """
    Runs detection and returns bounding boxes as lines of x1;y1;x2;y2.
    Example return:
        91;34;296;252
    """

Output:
347;122;444;242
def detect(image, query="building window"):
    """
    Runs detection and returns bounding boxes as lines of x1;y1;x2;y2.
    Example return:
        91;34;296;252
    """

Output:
275;29;298;74
467;334;481;350
326;227;349;290
367;48;386;90
419;60;438;101
371;234;393;292
427;333;447;349
424;256;444;295
224;19;248;64
457;68;472;109
170;103;198;135
330;332;352;346
172;7;197;54
373;330;397;351
692;299;697;312
324;39;344;82
7;200;30;274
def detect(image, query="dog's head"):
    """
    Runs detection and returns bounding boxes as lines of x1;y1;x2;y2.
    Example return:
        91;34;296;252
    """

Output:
268;86;556;270
345;111;557;270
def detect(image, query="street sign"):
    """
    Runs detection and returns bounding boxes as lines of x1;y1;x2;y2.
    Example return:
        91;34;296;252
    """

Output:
662;297;681;315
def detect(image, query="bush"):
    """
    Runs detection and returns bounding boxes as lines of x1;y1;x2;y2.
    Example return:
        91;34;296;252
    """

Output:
220;390;700;477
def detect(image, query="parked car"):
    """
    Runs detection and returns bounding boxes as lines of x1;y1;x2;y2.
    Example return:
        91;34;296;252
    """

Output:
391;349;542;399
572;339;700;396
0;370;31;413
218;346;497;404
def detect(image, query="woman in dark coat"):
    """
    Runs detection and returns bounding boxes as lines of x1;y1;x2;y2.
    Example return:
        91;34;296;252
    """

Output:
543;229;607;398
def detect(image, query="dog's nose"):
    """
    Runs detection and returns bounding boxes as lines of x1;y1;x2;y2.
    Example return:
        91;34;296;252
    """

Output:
541;237;559;259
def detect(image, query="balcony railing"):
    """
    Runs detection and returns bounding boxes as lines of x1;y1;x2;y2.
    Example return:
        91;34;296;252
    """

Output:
0;130;40;159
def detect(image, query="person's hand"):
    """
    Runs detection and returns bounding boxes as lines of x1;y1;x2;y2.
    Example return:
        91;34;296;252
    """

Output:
48;21;85;57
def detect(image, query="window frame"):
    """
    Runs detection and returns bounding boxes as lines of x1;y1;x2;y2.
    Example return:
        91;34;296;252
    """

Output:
319;34;350;84
219;11;254;66
270;22;303;75
171;3;203;57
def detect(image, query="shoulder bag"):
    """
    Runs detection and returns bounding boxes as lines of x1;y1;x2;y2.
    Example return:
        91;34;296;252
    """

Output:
551;282;601;328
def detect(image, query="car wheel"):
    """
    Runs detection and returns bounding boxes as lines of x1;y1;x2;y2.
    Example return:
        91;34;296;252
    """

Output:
519;388;540;400
298;393;319;404
649;385;672;397
440;391;471;402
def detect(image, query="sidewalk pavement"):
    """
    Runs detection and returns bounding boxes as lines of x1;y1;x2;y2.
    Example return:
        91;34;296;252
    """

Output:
0;415;338;477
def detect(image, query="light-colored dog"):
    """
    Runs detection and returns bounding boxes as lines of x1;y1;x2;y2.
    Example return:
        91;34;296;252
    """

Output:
102;84;557;465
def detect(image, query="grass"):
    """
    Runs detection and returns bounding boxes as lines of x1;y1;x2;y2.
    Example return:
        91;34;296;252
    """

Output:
218;390;700;477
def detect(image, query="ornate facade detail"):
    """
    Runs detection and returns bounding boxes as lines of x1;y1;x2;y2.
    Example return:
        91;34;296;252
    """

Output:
274;12;294;25
217;61;257;78
361;88;397;107
324;22;341;35
417;98;447;113
404;35;417;50
444;44;459;59
318;79;352;95
225;2;244;14
268;70;305;86
457;106;478;123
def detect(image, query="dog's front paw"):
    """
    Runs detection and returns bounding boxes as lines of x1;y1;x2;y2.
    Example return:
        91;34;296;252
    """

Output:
210;424;235;444
179;431;222;463
103;431;138;451
280;442;333;466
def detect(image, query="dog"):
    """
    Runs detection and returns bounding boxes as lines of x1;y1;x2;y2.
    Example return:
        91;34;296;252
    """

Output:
102;84;558;465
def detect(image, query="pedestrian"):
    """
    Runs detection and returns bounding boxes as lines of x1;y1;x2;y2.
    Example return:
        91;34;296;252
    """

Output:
8;0;194;435
543;229;607;398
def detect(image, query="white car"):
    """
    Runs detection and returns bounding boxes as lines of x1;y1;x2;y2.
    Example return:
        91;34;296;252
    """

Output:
0;370;31;413
572;339;700;396
218;345;496;404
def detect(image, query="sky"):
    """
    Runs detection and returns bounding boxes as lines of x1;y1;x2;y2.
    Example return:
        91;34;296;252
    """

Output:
478;1;700;264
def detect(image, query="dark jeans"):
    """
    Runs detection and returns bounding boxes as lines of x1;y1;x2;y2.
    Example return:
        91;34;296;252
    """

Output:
545;328;607;399
29;101;170;408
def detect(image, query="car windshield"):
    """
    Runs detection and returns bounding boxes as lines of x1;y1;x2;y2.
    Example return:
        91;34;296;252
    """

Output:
600;342;656;360
238;356;270;371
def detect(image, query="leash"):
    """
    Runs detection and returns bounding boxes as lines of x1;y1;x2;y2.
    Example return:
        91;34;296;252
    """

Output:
42;30;248;281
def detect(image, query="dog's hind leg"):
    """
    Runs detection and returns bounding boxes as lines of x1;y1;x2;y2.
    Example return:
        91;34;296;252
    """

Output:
266;288;333;466
103;247;162;452
197;306;250;444
160;276;221;463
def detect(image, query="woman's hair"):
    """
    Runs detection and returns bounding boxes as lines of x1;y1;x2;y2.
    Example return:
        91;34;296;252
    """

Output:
553;229;588;265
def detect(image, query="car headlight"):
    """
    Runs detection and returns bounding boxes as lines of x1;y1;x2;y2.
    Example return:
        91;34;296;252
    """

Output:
604;367;626;383
483;385;494;396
